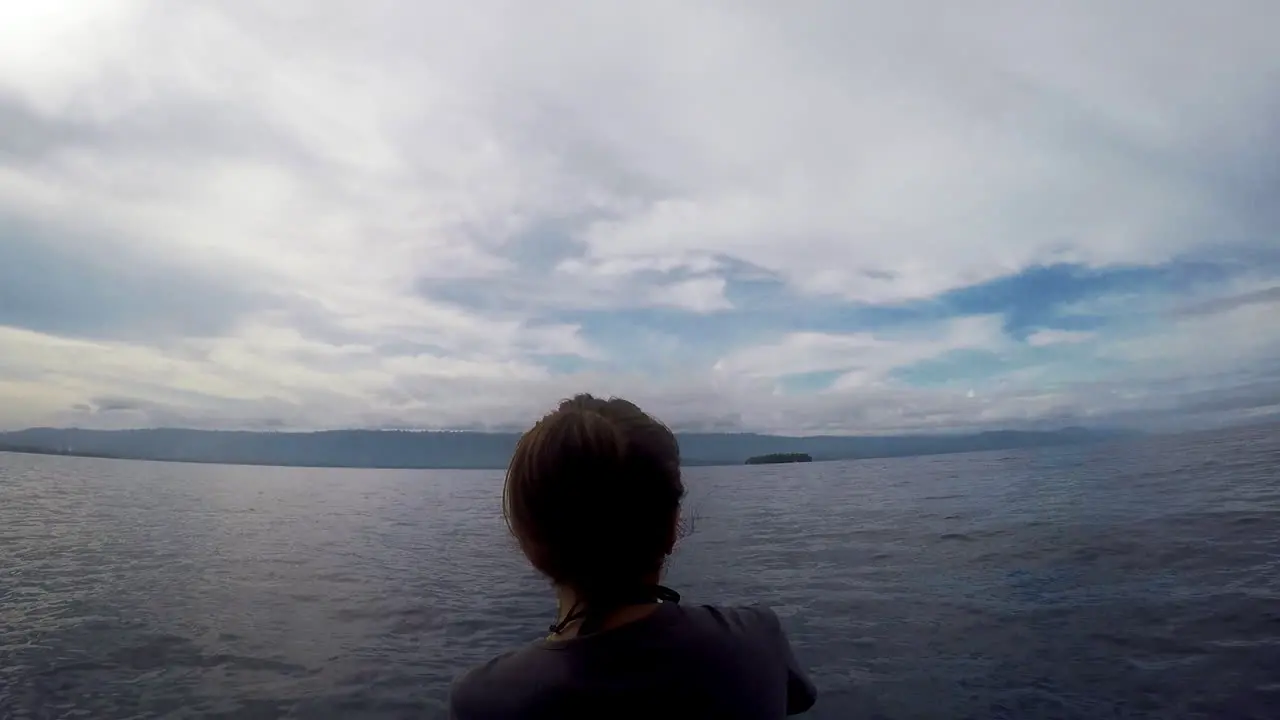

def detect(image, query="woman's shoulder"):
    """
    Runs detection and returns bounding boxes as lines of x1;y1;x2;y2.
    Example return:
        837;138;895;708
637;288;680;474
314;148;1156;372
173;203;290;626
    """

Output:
450;644;557;719
676;602;788;637
449;604;810;718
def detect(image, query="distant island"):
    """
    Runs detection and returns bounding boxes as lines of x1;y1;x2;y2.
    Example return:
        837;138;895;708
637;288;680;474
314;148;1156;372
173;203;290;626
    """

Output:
745;452;813;465
0;426;1131;470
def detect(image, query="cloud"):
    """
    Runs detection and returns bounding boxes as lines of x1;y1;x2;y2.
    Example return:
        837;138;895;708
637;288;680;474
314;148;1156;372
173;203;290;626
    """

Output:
1176;285;1280;318
0;214;272;341
1026;330;1094;348
0;0;1278;434
716;315;1007;383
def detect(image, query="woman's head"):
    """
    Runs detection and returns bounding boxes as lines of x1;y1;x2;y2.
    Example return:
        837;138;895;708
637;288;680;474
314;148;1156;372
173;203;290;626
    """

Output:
504;394;684;595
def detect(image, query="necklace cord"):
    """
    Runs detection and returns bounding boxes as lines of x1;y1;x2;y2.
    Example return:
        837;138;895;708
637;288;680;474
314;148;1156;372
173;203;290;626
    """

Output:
547;585;681;636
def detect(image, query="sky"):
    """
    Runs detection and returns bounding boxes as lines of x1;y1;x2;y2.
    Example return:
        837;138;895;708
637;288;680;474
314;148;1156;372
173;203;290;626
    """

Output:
1;0;1278;435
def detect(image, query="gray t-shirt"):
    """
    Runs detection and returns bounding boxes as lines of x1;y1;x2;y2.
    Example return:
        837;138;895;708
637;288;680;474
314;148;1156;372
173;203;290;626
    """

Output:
449;603;817;718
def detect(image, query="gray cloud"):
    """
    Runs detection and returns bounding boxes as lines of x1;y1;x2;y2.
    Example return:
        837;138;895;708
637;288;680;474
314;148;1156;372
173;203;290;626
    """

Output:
0;217;274;342
0;0;1278;433
0;89;323;174
90;396;146;412
1178;286;1280;318
0;94;87;163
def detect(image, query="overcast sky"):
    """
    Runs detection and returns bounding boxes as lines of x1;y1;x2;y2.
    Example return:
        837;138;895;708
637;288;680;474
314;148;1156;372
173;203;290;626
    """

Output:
1;0;1278;434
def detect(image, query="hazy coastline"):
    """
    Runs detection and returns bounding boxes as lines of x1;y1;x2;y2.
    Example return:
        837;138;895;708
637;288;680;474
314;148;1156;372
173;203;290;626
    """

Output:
0;425;1131;470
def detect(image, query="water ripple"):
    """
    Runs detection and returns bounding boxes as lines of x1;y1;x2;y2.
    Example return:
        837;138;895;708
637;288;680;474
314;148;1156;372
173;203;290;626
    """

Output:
2;423;1278;718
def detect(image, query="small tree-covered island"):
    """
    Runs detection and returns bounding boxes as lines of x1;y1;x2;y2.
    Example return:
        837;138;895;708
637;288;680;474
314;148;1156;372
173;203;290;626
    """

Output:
744;452;813;465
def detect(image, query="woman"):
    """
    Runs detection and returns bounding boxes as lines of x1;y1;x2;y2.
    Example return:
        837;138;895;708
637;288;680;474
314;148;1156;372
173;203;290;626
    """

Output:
450;394;817;718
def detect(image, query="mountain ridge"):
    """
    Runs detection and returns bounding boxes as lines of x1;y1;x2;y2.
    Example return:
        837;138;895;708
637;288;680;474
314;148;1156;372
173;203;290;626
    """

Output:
0;426;1132;469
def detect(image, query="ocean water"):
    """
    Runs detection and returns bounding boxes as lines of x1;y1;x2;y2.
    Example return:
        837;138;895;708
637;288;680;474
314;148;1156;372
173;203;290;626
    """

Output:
1;424;1277;719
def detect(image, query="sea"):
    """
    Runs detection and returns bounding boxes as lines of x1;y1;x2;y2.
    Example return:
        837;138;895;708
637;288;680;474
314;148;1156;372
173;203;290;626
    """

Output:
1;422;1277;719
